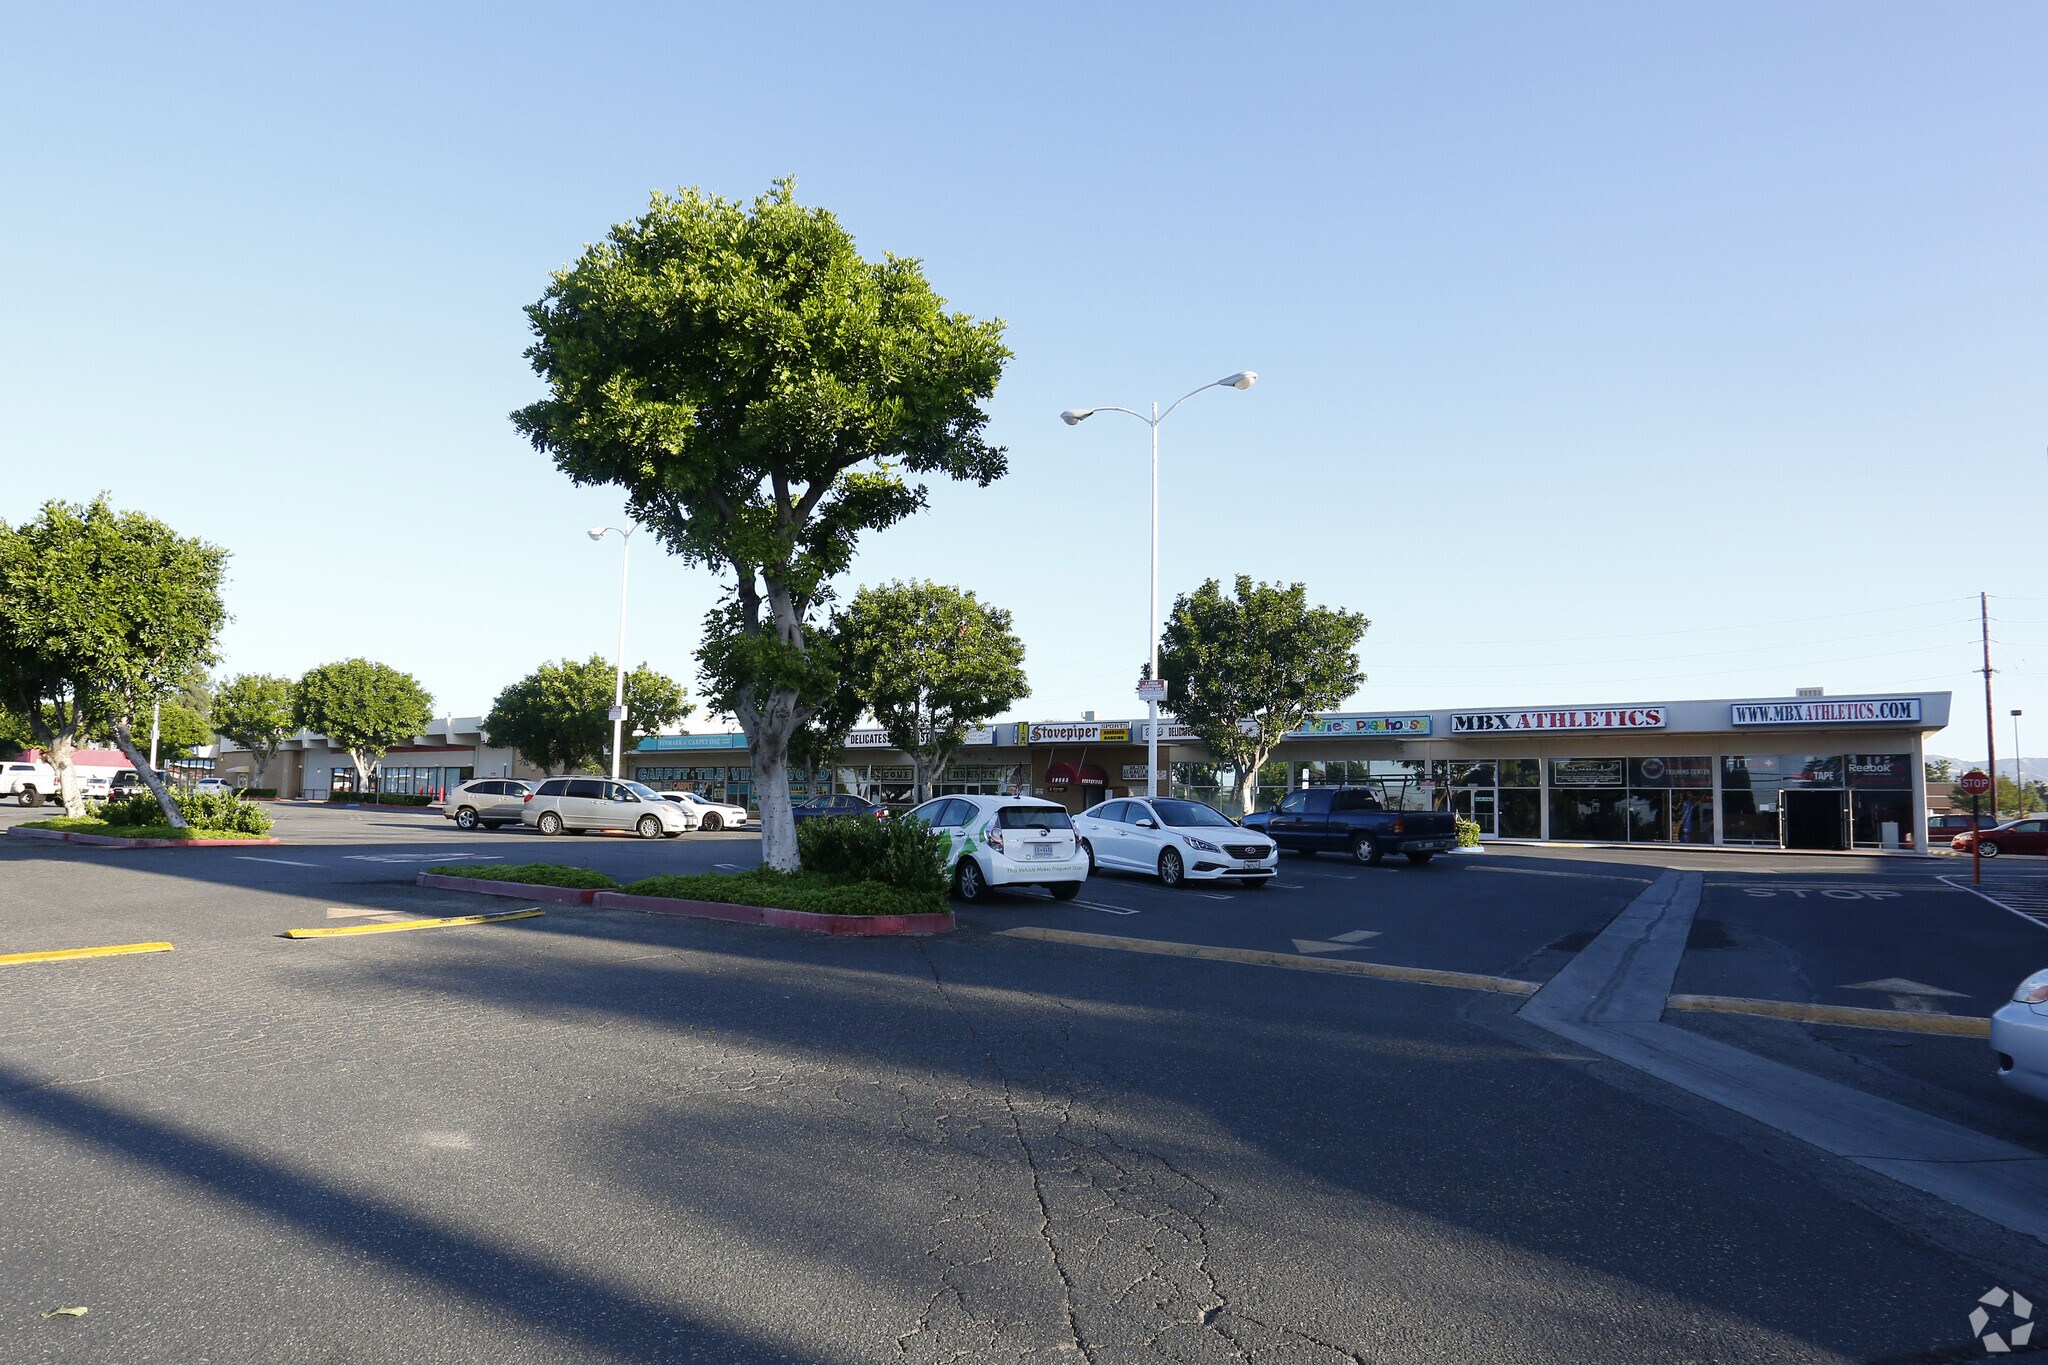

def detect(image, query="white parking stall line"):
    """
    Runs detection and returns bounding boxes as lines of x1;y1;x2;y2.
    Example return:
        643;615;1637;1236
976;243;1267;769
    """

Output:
343;853;502;864
1074;900;1140;915
1938;875;2048;931
715;863;745;870
1184;891;1234;901
235;856;320;867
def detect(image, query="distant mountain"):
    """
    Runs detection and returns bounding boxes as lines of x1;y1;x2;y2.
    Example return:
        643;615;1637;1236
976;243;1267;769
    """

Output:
1928;755;2048;780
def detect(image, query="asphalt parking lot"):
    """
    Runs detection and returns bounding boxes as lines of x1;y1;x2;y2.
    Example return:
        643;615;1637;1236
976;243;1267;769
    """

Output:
1;802;2043;1363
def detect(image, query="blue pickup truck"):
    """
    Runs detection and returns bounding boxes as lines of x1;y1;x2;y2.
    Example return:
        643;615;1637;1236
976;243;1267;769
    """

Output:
1241;787;1458;865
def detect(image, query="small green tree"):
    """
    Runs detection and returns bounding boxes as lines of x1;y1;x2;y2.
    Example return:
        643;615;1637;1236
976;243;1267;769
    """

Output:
213;673;298;785
1924;757;1954;784
513;180;1010;869
293;659;434;793
838;581;1027;803
152;698;213;763
0;497;228;821
1158;576;1368;815
484;656;691;775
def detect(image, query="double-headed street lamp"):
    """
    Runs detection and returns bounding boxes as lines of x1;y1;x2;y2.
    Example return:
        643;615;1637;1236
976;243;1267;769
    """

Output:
588;524;635;781
1060;370;1258;798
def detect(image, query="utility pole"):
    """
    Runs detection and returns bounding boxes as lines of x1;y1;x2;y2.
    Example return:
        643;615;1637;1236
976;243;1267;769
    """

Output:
1982;592;1999;819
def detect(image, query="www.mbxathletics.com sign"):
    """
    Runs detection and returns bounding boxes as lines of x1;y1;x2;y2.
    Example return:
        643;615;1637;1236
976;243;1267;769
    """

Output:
1730;698;1921;726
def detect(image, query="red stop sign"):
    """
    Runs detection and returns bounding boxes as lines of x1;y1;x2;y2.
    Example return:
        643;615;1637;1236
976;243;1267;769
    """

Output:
1959;769;1993;795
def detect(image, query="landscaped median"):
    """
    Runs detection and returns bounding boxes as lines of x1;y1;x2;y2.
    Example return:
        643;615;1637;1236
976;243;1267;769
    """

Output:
10;819;281;848
419;825;956;936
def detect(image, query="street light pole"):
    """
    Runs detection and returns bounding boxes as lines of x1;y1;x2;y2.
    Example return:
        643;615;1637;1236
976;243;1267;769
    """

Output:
1062;372;1257;800
588;525;635;781
2014;708;2026;813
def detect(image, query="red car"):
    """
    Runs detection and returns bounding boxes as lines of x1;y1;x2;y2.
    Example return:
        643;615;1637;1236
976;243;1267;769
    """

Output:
1952;818;2048;858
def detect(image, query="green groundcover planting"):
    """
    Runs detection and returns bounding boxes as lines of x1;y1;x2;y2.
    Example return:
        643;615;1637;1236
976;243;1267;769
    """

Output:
620;868;946;918
23;818;268;841
427;863;620;890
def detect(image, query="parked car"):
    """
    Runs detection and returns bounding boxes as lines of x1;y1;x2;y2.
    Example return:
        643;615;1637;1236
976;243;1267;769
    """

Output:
1993;967;2048;1102
791;793;888;823
0;759;57;806
1951;817;2048;858
1075;796;1278;888
1928;813;2000;841
660;790;749;831
80;774;111;799
522;777;697;838
109;769;163;795
902;794;1087;902
193;777;231;796
444;778;537;831
1247;787;1458;866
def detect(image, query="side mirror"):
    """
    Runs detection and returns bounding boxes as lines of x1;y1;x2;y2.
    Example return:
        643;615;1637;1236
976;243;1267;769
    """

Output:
1136;818;1157;829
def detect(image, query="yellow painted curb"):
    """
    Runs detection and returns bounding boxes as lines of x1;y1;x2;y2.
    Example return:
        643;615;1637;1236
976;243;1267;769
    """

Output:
999;927;1541;996
282;909;544;939
1666;993;1990;1038
0;941;174;967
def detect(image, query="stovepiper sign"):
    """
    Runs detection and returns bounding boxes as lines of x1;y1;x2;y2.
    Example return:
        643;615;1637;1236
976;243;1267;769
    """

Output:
1730;698;1922;726
1450;707;1666;734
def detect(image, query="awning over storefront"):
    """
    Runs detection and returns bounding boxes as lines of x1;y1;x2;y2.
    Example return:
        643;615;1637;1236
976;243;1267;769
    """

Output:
1045;761;1077;788
1077;763;1109;785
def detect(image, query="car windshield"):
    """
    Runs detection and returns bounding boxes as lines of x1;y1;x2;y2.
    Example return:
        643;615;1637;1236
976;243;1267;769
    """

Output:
996;806;1072;831
1148;799;1236;829
622;781;664;801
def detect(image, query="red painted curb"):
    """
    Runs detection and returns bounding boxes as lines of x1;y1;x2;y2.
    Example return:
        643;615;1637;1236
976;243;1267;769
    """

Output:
416;873;600;905
4;826;283;849
592;891;954;936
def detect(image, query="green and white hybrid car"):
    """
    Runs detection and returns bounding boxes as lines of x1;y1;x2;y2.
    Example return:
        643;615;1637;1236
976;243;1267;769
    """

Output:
901;794;1088;903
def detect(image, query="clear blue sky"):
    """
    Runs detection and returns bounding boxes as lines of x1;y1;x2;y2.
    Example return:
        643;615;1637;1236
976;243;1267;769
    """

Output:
4;3;2043;758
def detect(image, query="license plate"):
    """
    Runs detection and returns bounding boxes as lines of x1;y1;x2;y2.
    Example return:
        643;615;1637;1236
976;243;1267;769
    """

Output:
1030;844;1058;861
1239;858;1265;869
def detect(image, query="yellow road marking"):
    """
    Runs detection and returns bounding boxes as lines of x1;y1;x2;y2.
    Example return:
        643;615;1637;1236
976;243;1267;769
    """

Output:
283;909;543;939
0;941;174;967
998;926;1540;995
1666;993;1990;1038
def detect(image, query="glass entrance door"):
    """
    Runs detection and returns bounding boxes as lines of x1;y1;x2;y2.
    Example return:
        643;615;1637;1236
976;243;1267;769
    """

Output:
1452;787;1497;837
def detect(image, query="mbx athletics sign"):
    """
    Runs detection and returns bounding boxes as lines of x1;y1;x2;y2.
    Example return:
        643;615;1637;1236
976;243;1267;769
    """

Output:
1730;698;1922;726
1450;707;1666;734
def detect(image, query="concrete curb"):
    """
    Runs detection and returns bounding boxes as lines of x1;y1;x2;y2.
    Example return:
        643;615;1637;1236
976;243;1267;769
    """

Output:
329;803;444;816
415;873;602;905
592;891;954;936
5;826;282;849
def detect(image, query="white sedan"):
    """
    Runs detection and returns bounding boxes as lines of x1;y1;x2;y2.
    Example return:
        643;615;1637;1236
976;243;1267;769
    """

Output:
1076;797;1278;888
660;790;750;831
1993;967;2048;1102
901;794;1087;903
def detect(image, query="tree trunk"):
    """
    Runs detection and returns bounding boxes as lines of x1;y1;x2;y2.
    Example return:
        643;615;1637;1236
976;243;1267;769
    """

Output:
744;694;802;871
351;751;374;798
1231;745;1270;817
110;716;189;828
48;730;84;818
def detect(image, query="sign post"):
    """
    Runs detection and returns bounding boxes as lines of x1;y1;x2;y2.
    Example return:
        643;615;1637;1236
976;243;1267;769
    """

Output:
1137;678;1168;798
1959;769;1993;884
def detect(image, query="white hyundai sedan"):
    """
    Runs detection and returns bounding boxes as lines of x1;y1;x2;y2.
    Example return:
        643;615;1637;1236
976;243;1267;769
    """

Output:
1993;967;2048;1102
1076;797;1278;888
660;790;750;831
900;794;1087;903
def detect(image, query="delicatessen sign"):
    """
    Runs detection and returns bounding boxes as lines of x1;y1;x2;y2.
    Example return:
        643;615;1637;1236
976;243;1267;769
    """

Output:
1451;707;1666;734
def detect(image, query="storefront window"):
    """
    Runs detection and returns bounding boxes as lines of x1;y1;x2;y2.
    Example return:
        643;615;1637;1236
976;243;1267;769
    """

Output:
1499;789;1542;838
1498;759;1542;788
1549;789;1628;841
1849;754;1913;847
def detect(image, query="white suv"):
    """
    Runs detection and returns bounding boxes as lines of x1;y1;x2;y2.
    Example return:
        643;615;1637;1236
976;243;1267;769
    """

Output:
522;777;698;838
0;760;57;806
444;778;537;831
901;794;1088;903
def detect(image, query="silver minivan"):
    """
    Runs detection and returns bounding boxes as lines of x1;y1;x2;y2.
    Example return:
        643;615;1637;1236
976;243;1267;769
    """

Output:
444;778;536;831
522;777;697;838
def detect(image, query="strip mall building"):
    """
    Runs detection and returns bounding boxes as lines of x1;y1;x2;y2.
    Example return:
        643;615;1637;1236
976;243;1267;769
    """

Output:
218;688;1950;853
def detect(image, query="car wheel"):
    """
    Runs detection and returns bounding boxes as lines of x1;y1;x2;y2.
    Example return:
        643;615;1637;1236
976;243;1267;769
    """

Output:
1405;852;1435;866
1049;882;1082;901
537;811;564;836
1080;839;1097;874
1980;840;2001;858
636;815;663;839
17;787;37;807
1351;837;1383;866
454;807;479;831
955;858;990;903
1158;847;1185;888
700;812;722;832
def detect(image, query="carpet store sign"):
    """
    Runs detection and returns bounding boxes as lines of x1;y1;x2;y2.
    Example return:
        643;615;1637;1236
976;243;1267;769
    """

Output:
1451;707;1666;734
1731;698;1921;726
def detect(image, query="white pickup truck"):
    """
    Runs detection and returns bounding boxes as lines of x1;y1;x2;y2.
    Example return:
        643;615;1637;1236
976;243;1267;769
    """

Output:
0;760;59;806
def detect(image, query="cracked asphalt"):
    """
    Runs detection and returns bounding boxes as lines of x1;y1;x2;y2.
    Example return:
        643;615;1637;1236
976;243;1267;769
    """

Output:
0;804;2040;1363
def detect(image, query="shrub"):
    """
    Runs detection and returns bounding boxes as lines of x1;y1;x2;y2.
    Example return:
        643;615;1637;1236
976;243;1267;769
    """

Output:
1454;818;1482;849
621;867;945;917
427;863;619;890
796;815;949;897
25;817;266;841
91;788;273;834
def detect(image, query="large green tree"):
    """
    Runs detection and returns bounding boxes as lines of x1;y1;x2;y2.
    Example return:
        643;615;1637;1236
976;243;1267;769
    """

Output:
513;180;1010;869
1158;576;1368;815
293;659;434;793
152;698;213;763
213;672;298;785
484;656;691;775
0;497;228;821
838;580;1027;803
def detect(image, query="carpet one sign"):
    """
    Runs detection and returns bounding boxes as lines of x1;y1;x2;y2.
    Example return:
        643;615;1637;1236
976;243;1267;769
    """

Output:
1450;707;1666;735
